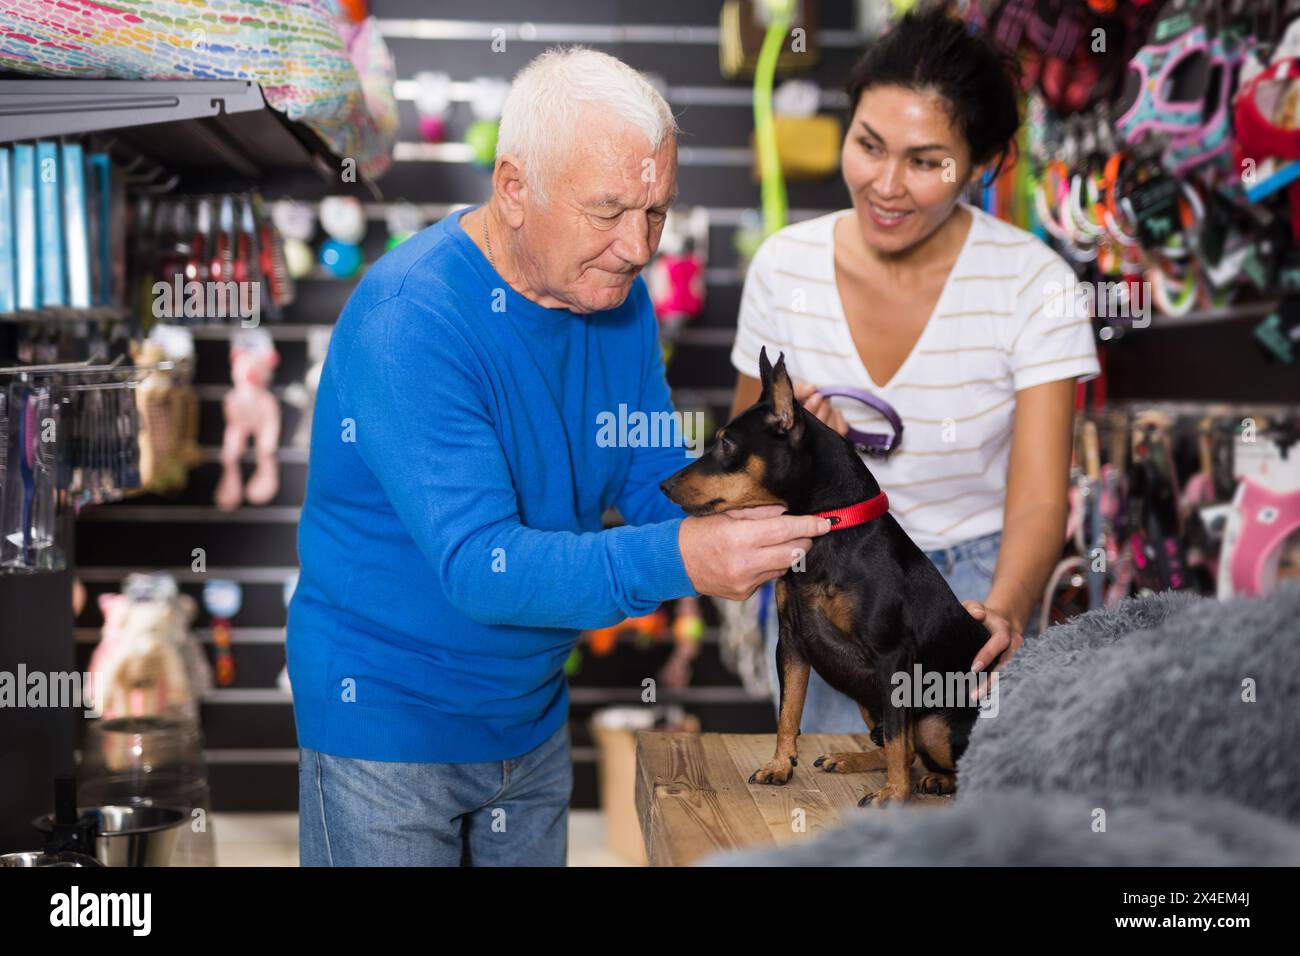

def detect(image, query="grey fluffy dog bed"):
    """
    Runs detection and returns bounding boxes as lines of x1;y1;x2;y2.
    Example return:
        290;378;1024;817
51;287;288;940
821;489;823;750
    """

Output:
706;582;1300;866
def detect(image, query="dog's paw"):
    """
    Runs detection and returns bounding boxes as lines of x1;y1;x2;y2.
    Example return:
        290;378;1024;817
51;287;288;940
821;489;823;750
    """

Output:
813;751;886;773
857;781;911;807
748;756;796;785
914;772;957;796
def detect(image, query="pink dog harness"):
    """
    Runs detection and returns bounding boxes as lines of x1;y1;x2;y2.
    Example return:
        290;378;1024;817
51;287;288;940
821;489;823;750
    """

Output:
1163;33;1250;177
1229;477;1300;597
1116;19;1211;144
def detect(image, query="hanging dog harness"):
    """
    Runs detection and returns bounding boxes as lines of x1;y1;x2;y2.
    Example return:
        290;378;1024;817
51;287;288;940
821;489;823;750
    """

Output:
1227;477;1300;597
1115;19;1211;144
1163;32;1251;177
1234;57;1300;241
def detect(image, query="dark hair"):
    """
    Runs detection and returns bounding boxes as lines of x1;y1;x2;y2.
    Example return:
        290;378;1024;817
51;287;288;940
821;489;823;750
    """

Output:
845;6;1023;178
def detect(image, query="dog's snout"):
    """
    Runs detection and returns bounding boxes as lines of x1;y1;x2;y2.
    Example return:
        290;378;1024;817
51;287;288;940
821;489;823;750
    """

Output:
661;462;698;503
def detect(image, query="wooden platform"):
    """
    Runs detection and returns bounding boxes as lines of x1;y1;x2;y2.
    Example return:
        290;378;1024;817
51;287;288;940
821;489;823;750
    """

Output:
635;732;953;867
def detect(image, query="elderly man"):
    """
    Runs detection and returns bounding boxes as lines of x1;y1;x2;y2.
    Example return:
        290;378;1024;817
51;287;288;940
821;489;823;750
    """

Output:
287;47;829;866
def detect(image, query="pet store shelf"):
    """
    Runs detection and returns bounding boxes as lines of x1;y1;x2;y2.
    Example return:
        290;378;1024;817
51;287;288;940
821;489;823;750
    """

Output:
185;323;336;341
74;565;300;584
1143;299;1279;329
0;306;130;324
75;627;287;645
76;505;302;523
197;445;310;464
0;79;378;198
391;78;851;109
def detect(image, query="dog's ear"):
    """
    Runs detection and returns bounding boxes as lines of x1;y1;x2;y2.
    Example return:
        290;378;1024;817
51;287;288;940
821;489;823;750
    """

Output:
758;346;774;398
765;352;804;440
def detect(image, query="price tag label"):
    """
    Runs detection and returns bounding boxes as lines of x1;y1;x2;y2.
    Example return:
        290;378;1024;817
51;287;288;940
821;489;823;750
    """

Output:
1235;434;1300;493
1128;174;1181;247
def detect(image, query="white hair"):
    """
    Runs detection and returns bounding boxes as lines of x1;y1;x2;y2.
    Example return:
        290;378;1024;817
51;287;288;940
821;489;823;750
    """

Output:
496;46;678;205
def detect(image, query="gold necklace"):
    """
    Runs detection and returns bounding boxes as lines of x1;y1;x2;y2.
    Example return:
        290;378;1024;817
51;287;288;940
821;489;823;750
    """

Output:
482;212;496;270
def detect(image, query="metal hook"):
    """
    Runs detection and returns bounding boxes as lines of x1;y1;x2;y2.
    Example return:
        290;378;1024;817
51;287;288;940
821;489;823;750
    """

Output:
1080;117;1099;165
121;156;167;185
0;355;172;379
131;172;182;196
0;353;114;376
1062;117;1080;171
1092;102;1113;157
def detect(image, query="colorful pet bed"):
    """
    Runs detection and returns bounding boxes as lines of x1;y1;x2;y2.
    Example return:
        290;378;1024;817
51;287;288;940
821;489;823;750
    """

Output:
0;0;397;179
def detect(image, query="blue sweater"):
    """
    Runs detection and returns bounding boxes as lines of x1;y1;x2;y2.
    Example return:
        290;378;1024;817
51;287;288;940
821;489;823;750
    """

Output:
286;207;697;762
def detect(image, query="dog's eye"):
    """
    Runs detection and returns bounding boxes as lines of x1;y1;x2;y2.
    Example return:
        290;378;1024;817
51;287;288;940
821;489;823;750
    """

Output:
717;434;737;457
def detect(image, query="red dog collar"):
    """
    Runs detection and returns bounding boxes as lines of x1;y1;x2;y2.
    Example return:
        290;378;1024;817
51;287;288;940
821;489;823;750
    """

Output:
815;491;889;530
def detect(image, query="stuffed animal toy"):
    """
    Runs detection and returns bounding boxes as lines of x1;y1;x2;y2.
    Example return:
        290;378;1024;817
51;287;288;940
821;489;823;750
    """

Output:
135;341;181;494
90;591;195;723
216;329;280;511
465;77;509;169
647;206;709;334
133;328;201;495
271;200;316;280
414;71;452;144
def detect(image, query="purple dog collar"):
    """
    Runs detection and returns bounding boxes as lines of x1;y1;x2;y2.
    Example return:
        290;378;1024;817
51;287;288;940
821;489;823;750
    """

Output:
814;386;904;458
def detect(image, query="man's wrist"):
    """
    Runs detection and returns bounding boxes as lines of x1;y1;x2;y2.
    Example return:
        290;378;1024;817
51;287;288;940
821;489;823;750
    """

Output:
674;516;703;598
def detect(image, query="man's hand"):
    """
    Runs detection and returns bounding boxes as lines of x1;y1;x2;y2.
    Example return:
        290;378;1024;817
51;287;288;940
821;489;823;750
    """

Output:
963;600;1024;702
679;505;833;601
794;382;850;437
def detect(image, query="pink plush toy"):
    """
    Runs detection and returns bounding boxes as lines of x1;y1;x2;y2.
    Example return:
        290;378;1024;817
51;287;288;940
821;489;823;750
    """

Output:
90;592;193;722
216;330;281;511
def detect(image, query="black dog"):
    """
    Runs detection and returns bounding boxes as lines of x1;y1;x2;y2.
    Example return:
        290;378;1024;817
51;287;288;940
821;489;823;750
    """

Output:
661;348;993;806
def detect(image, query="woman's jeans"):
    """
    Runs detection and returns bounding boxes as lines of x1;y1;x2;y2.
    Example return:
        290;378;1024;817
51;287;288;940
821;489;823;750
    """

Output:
762;528;1038;732
298;721;572;866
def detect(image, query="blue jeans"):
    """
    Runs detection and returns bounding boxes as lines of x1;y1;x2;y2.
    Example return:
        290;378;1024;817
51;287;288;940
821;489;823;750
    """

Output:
298;721;572;866
763;529;1037;732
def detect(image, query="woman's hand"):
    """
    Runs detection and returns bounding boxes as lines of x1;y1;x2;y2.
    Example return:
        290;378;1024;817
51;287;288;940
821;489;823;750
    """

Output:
963;599;1023;703
794;382;850;437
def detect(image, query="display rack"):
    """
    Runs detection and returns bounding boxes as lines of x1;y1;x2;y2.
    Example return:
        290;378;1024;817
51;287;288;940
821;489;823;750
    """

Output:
0;76;387;848
0;78;380;198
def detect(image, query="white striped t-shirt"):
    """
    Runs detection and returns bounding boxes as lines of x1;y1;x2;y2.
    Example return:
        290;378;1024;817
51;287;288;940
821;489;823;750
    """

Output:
730;202;1100;552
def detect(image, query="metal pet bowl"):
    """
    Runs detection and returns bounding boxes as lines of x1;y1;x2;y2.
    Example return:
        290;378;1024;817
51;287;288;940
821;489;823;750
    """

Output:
35;805;186;867
0;850;102;867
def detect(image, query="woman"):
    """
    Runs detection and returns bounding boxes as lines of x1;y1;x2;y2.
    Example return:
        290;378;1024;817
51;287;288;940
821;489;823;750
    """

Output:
730;8;1100;732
